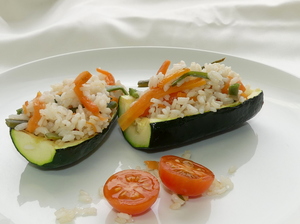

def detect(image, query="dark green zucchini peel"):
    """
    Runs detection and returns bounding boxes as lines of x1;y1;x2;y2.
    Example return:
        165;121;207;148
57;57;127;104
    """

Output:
9;112;117;169
118;89;264;151
7;85;125;169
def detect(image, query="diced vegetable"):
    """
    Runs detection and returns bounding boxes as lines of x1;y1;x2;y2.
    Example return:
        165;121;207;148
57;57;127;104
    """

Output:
129;88;139;98
229;83;240;96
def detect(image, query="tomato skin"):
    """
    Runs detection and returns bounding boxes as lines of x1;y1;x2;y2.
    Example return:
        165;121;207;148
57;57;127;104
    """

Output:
158;155;214;197
103;169;160;215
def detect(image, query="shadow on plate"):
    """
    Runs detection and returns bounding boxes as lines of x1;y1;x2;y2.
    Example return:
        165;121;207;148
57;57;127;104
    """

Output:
158;122;259;176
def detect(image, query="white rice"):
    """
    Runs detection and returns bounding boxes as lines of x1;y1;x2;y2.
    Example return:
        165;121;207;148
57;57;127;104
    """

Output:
98;186;104;198
170;194;188;210
181;150;192;160
115;213;134;224
10;72;123;143
228;165;238;174
203;176;234;196
141;60;253;120
55;207;97;224
78;189;93;204
165;151;234;209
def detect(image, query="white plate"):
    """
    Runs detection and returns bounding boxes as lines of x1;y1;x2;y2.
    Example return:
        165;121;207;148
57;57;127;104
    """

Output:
1;46;300;224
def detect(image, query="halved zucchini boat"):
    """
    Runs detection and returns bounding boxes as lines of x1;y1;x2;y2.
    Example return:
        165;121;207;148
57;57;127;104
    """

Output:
6;69;126;169
118;90;263;150
118;59;264;151
9;114;117;169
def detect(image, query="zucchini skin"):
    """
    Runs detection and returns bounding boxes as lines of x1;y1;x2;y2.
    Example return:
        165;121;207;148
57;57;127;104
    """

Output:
10;115;117;170
125;91;263;151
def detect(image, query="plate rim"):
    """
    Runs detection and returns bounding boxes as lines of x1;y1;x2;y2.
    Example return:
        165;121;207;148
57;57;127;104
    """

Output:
0;46;290;77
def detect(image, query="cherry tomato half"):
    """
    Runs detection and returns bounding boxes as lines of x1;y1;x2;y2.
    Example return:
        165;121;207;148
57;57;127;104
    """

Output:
158;155;215;197
103;169;160;215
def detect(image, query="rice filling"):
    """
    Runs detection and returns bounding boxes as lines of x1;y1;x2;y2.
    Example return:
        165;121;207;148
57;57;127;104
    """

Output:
141;60;252;120
11;71;122;143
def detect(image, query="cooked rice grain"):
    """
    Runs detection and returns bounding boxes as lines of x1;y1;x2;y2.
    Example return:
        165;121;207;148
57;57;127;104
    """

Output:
203;176;234;196
115;213;134;224
55;207;97;224
144;61;251;120
13;73;122;142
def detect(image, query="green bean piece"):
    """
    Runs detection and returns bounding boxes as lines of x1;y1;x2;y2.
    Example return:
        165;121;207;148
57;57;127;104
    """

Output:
129;88;140;98
171;71;209;86
107;101;118;109
202;57;226;69
137;80;149;87
16;108;23;115
211;57;226;64
106;85;128;95
5;119;27;128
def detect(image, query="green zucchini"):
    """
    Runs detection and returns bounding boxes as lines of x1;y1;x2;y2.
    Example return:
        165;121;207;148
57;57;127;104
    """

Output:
6;72;125;169
118;89;263;151
9;112;117;169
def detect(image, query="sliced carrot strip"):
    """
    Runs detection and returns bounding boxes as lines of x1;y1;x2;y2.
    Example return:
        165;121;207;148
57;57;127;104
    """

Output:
74;71;106;121
165;91;187;104
22;101;29;115
221;76;233;94
237;80;246;92
176;91;187;97
157;67;190;89
156;60;171;75
74;71;92;86
144;160;159;170
222;78;246;96
241;92;248;99
96;68;116;85
26;92;45;133
158;103;166;108
140;106;151;117
110;96;119;103
118;78;207;131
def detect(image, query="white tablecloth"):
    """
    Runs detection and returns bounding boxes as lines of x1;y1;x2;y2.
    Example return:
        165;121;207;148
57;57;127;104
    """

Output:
1;1;300;224
1;0;300;77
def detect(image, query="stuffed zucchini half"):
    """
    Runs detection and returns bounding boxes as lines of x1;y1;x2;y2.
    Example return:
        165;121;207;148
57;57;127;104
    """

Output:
118;59;264;151
6;69;127;169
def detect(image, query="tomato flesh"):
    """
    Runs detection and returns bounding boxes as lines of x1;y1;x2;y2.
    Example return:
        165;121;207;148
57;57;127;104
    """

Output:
159;155;214;197
103;169;160;215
